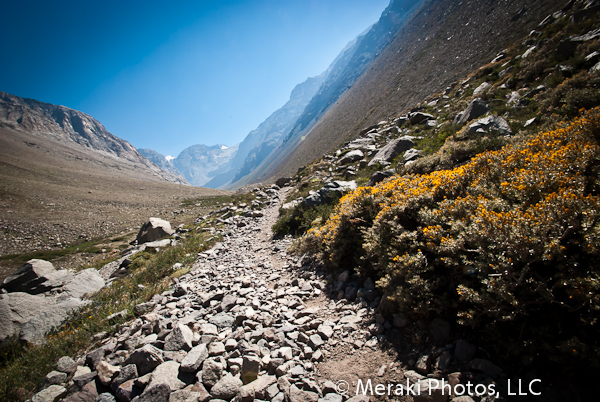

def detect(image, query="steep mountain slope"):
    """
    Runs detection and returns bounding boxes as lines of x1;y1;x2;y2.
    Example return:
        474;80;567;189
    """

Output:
0;91;185;184
253;0;568;183
172;143;239;187
204;73;328;189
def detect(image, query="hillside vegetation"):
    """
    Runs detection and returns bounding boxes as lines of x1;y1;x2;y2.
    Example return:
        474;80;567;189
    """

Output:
281;0;600;376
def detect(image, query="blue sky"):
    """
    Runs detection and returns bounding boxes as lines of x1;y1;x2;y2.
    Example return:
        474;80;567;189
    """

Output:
0;0;389;157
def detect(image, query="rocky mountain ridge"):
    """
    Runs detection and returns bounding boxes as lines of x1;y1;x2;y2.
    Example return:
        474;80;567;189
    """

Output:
0;91;186;185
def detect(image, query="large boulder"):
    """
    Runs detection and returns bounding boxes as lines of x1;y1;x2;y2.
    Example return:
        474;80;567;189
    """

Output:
20;297;89;345
63;268;105;299
2;259;57;293
453;98;489;125
368;136;415;166
302;181;357;207
468;115;512;137
136;218;174;244
0;292;54;343
338;150;364;165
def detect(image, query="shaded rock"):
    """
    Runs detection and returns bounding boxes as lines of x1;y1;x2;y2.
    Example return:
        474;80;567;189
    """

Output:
403;148;424;163
366;170;393;186
202;359;223;388
454;340;477;362
429;318;450;343
111;364;138;391
467;358;503;377
73;371;97;389
220;294;237;312
131;383;171;402
248;375;277;399
115;378;142;402
1;259;56;293
275;177;292;187
136;218;175;245
123;345;164;376
96;393;117;402
368;136;415;166
453;98;488;125
211;374;243;401
63;381;98;402
241;355;261;384
181;344;209;372
164;324;193;351
409;112;434;125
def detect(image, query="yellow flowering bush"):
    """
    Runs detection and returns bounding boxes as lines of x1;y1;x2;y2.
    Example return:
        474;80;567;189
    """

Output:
303;109;600;365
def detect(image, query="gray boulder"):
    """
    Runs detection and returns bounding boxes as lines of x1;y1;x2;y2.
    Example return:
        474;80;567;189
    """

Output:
453;98;489;125
123;344;164;376
20;297;88;345
303;181;357;207
146;361;185;391
136;218;174;244
468;115;512;136
368;136;415;166
211;374;243;401
409;112;434;125
403;149;424;164
338;150;364;165
366;171;394;187
0;292;55;343
63;268;105;299
2;259;56;293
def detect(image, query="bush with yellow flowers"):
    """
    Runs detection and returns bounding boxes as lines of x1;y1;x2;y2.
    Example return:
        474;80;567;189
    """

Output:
302;108;600;367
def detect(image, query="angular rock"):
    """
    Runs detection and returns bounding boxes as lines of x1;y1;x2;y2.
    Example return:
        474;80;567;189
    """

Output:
368;136;415;166
134;302;156;317
63;381;98;402
73;371;97;389
45;370;67;386
136;218;175;245
241;354;261;384
339;150;364;165
1;259;56;293
147;361;185;391
248;375;277;399
115;378;142;402
20;297;88;345
31;384;67;402
366;170;393;186
208;341;226;356
453;98;488;125
111;364;138;391
209;313;235;329
95;393;117;402
62;268;105;299
164;323;194;351
56;356;77;374
181;344;209;372
409;112;434;125
201;359;223;388
287;384;318;402
210;374;243;401
123;345;164;376
220;294;237;312
97;361;121;386
0;292;55;342
467;115;512;137
132;383;171;402
403;148;424;163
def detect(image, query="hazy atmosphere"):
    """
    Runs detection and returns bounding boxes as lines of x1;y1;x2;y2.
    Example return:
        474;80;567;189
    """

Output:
0;0;387;157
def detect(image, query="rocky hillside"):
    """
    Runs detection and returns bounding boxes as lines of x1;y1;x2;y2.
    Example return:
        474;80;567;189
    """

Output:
0;92;185;185
253;0;569;184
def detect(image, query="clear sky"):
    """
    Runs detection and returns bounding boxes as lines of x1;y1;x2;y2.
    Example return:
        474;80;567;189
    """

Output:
0;0;389;157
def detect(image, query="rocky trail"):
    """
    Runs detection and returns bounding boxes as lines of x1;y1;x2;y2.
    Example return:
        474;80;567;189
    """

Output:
30;185;504;402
